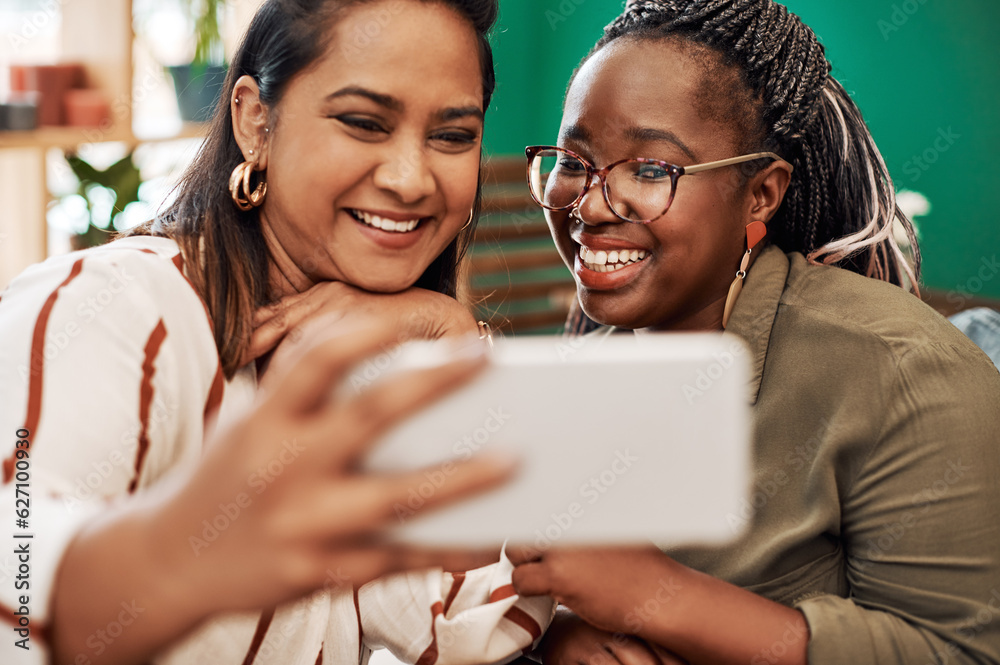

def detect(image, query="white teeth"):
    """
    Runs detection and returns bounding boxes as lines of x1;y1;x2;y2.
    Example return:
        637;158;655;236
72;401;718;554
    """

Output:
354;210;420;233
576;244;649;273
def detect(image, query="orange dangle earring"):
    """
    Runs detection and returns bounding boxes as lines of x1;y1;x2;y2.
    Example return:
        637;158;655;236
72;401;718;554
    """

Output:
722;221;767;329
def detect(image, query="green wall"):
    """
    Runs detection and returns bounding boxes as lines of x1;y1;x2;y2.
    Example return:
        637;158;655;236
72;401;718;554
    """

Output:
484;0;1000;298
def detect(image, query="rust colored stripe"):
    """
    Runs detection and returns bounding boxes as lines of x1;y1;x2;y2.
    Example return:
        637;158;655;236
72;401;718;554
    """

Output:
353;586;364;653
169;251;215;331
414;601;444;665
489;584;516;603
3;258;85;483
241;606;276;665
442;572;466;616
503;606;542;641
170;250;225;434
0;603;49;644
203;363;224;424
314;643;324;665
0;603;17;626
128;320;168;493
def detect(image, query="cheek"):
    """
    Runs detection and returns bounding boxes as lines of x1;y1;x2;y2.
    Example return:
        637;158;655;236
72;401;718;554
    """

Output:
439;154;481;216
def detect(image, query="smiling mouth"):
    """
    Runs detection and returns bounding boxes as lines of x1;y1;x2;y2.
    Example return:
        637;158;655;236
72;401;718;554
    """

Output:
578;244;649;273
348;209;424;233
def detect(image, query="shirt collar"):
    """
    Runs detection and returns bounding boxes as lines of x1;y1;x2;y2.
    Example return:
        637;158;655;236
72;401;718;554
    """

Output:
724;244;789;404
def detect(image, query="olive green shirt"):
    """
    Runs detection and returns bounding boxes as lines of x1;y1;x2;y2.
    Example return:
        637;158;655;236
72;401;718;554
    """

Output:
665;246;1000;664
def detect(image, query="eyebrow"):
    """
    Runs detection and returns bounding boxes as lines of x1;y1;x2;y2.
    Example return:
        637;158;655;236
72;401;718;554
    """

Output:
561;124;590;143
325;86;403;112
561;124;697;162
624;127;697;161
436;106;484;123
324;86;483;123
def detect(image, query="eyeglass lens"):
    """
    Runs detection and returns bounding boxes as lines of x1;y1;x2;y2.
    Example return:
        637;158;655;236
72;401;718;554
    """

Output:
528;149;675;223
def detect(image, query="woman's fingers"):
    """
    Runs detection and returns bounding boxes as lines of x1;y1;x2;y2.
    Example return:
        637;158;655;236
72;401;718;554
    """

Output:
607;640;664;665
306;453;517;539
319;337;489;464
263;320;403;414
378;453;518;521
323;542;502;589
245;283;347;364
645;644;689;665
506;544;545;566
511;560;552;597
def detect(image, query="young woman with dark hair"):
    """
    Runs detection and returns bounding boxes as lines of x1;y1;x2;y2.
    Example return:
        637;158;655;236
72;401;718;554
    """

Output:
508;1;1000;664
0;2;538;664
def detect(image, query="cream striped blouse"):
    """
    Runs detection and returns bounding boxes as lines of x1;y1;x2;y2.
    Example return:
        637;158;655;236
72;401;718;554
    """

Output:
0;236;553;665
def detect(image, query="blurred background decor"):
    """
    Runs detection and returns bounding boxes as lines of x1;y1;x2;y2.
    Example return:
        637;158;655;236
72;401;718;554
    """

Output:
168;0;227;122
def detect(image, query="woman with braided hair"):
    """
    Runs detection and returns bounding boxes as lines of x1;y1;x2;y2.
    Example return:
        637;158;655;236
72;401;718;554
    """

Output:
507;1;1000;664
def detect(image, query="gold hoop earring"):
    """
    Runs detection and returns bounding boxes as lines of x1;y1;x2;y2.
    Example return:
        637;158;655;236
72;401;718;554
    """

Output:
722;221;767;329
229;159;267;211
460;209;475;231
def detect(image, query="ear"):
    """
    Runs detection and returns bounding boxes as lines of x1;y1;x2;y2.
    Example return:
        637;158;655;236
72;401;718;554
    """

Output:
231;75;271;170
746;160;792;223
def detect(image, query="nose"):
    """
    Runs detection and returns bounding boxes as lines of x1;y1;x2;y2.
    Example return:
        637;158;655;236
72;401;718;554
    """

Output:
574;176;621;225
373;147;436;204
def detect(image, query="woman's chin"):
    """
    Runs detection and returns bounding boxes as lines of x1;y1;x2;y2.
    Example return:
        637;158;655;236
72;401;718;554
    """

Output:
579;302;639;330
339;269;423;294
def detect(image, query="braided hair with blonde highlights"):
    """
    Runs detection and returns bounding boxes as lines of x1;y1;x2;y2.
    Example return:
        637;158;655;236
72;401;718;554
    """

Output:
590;0;920;291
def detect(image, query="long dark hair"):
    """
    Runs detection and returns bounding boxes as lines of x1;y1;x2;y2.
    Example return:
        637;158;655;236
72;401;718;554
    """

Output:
127;0;498;378
587;0;920;292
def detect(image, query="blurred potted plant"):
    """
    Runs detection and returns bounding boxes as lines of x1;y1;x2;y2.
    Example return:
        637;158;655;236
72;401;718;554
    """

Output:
63;151;143;250
169;0;228;123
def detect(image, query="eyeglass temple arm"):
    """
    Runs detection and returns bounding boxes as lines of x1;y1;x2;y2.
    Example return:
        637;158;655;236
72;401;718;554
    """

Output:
682;151;793;175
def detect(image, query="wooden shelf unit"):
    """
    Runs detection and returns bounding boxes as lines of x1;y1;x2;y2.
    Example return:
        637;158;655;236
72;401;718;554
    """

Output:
0;0;263;290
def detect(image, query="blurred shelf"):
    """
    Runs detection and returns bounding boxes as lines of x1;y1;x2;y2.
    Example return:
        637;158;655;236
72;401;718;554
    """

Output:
0;122;209;150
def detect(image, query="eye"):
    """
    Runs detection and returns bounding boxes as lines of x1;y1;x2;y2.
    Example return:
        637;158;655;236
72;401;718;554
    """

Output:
557;158;587;174
430;130;478;149
634;162;670;181
635;162;671;180
336;115;389;135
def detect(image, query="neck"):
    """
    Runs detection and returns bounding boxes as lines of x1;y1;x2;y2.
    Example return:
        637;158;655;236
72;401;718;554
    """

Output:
260;211;315;299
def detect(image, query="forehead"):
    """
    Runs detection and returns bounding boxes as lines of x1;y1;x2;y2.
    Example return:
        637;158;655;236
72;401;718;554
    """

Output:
562;38;740;159
293;0;483;108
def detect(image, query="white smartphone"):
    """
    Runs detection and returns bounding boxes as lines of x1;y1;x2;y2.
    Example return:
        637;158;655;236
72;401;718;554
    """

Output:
358;331;753;549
